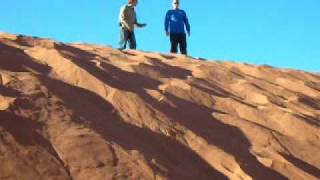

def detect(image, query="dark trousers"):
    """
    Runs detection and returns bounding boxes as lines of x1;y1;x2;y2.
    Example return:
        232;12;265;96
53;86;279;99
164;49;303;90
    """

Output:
119;28;136;50
170;33;187;55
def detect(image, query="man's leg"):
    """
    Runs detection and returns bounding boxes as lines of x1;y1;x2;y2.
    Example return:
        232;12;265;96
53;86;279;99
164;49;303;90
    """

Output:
119;28;129;50
179;33;187;55
128;31;137;49
170;34;178;53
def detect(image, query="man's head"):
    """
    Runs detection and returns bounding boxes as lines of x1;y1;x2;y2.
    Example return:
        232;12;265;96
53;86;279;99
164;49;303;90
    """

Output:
172;0;179;9
128;0;138;6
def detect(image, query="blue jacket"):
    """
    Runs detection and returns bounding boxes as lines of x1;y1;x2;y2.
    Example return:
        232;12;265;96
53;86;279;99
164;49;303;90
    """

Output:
165;9;190;34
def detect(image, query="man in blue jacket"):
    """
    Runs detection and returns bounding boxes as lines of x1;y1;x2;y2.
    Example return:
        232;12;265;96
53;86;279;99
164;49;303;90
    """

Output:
165;0;190;55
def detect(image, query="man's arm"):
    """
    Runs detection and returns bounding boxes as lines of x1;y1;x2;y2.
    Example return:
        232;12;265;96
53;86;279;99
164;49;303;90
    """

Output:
119;5;131;30
132;10;146;28
134;15;146;28
183;11;190;36
164;11;170;36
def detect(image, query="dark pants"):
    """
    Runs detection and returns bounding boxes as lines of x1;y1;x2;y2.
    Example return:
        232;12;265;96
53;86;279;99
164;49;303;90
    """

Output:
170;33;187;55
119;28;136;50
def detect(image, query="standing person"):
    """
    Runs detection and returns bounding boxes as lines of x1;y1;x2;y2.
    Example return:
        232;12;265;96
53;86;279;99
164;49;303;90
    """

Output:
164;0;190;55
119;0;146;50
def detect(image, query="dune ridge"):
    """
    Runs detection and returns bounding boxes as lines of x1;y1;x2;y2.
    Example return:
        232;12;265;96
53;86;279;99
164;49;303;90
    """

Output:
0;32;319;180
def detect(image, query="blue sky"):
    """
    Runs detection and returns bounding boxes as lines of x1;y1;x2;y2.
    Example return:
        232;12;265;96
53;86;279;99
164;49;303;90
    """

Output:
1;0;319;72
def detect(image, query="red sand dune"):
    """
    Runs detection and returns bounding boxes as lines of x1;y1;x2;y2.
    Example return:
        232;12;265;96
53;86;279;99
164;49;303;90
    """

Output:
0;32;319;180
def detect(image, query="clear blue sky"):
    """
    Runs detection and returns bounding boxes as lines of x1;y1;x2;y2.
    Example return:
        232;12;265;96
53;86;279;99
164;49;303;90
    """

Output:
1;0;319;72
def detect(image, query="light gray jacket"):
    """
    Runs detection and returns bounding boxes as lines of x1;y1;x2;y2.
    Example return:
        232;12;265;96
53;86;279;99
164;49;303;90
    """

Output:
119;4;140;30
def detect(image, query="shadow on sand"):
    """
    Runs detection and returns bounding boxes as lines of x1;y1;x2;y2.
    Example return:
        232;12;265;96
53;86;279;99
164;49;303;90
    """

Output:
53;44;288;180
0;43;227;179
40;75;227;180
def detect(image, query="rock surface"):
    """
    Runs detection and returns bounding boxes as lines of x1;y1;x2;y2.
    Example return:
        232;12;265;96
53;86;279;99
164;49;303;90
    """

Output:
0;32;319;180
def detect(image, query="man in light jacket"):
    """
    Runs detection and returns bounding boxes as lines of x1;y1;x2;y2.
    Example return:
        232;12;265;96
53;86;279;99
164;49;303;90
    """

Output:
165;0;190;55
119;0;146;50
